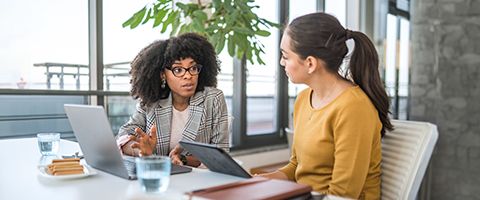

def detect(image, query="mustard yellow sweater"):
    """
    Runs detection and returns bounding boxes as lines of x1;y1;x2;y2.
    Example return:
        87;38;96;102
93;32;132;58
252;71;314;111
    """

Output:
279;86;382;199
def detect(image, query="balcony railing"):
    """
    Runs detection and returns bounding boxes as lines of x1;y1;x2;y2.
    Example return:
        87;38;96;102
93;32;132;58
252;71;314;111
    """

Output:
33;62;130;90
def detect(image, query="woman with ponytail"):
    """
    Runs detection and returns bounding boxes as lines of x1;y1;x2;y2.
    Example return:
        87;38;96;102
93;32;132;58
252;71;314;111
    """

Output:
259;13;392;199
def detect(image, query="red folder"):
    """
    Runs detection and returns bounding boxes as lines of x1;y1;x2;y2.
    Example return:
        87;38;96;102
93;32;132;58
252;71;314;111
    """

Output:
186;177;312;200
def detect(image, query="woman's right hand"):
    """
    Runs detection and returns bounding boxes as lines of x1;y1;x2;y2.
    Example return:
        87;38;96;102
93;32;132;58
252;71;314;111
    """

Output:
255;170;289;180
130;125;157;156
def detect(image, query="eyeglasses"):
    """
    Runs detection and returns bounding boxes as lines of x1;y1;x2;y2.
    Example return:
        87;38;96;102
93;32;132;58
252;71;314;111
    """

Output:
166;64;202;77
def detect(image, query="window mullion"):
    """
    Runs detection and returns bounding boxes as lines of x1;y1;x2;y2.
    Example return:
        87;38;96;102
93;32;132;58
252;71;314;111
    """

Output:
232;56;247;147
88;0;104;106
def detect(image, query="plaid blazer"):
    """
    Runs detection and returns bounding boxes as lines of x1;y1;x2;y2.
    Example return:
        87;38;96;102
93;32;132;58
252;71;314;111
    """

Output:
117;87;229;156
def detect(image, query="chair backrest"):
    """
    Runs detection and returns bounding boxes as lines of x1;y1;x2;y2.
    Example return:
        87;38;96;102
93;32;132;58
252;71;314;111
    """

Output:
381;120;438;200
285;127;294;151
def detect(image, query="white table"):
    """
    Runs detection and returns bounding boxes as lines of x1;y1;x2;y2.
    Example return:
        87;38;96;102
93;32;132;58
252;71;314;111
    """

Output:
0;138;244;200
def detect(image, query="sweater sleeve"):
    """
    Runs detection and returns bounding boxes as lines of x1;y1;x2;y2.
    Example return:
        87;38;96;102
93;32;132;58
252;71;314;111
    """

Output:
278;143;298;181
328;103;379;198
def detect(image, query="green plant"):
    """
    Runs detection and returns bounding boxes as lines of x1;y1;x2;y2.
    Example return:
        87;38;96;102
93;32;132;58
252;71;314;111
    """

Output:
122;0;280;65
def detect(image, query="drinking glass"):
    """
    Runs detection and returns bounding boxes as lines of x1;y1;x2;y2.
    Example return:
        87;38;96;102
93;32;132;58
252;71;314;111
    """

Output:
135;156;171;193
37;133;60;155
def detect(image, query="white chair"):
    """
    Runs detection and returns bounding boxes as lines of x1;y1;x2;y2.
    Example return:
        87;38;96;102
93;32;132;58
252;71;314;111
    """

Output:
285;127;294;151
381;120;438;200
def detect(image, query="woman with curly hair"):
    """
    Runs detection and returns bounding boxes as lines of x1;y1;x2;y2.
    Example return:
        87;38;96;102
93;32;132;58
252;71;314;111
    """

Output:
116;33;229;167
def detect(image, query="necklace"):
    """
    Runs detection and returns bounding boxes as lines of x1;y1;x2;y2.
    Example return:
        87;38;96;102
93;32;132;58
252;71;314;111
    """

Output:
309;79;339;120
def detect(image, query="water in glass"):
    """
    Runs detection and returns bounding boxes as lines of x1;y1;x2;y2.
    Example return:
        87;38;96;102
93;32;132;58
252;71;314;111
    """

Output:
136;156;171;193
37;133;60;155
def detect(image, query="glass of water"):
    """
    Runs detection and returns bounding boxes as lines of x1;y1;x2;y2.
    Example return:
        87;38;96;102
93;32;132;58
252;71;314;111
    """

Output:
37;133;60;155
135;156;171;193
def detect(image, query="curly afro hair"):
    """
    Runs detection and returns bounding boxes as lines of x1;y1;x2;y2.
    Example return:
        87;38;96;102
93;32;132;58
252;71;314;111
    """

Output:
129;33;220;107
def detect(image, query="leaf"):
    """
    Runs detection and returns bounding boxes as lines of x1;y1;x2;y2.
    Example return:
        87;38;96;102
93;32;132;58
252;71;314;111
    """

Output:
262;19;282;28
153;8;168;28
215;35;226;54
141;9;152;24
225;10;238;26
161;11;177;33
130;7;147;29
235;34;248;50
232;27;254;35
246;47;253;62
122;16;135;28
256;51;266;65
178;24;188;35
224;0;233;12
227;35;235;57
170;18;181;36
212;0;221;8
255;30;271;37
176;2;188;10
193;10;208;22
192;18;205;32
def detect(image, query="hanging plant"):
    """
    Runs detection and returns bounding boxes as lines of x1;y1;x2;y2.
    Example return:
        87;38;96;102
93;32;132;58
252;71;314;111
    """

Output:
122;0;281;65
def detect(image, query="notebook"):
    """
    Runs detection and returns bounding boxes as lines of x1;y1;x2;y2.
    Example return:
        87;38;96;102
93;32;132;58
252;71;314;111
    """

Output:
186;176;313;200
179;140;251;178
64;104;192;180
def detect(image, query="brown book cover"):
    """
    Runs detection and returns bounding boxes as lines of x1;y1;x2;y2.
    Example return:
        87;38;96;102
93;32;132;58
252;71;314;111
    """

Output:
185;177;312;200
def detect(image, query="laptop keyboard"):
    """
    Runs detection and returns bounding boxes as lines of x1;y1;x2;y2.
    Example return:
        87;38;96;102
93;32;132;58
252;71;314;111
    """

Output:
122;156;192;177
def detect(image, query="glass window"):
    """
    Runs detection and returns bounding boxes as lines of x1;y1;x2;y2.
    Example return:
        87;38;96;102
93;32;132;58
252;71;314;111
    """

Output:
245;0;279;135
385;14;398;97
107;96;137;134
217;51;234;116
398;18;410;119
0;95;87;139
0;1;88;90
289;0;318;22
103;0;169;92
384;13;410;120
325;0;347;26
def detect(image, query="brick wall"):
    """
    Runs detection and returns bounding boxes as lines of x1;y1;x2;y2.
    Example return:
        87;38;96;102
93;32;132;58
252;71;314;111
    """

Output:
410;0;480;199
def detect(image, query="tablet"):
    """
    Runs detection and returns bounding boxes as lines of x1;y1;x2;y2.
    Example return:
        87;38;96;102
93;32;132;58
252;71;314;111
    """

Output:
179;140;251;178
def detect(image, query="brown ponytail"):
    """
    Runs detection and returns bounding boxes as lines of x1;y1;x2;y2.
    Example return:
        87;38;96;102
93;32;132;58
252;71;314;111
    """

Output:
348;30;393;136
287;12;393;136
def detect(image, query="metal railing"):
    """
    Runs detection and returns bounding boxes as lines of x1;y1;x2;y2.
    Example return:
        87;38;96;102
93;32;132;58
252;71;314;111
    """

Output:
33;62;130;90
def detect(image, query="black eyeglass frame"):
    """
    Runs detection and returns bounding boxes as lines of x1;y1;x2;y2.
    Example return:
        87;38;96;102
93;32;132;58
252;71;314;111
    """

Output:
166;64;203;77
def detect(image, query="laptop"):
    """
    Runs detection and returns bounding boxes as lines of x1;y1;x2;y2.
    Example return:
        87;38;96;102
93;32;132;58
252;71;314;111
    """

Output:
64;104;192;180
179;140;252;178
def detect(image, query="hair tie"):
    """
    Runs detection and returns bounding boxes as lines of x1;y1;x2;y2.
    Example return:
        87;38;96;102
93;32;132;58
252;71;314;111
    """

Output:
345;29;353;40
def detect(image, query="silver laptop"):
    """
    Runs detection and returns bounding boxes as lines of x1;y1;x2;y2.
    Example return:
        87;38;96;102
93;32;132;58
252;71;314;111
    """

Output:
64;104;192;180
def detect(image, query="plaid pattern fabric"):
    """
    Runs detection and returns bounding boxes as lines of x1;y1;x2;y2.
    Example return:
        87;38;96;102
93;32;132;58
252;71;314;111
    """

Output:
116;87;230;156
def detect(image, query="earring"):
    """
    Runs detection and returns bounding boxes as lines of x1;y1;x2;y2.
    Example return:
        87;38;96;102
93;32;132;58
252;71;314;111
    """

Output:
161;79;166;89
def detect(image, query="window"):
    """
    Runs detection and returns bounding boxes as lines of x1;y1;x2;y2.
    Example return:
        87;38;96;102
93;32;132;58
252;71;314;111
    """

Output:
103;0;166;92
385;13;410;119
217;51;234;116
325;0;347;26
0;1;90;140
246;0;280;135
0;1;88;90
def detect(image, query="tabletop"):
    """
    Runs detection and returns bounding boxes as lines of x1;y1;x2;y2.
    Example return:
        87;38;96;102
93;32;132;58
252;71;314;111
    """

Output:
0;138;244;200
